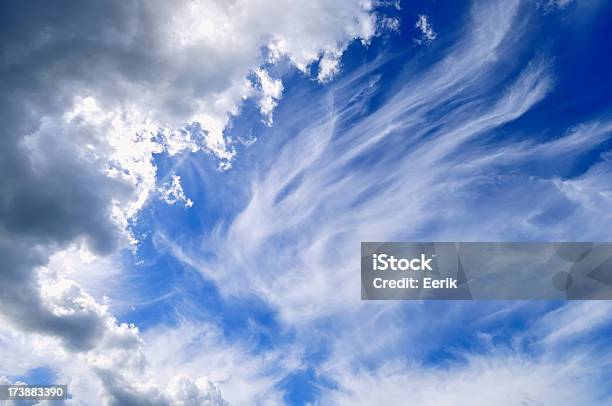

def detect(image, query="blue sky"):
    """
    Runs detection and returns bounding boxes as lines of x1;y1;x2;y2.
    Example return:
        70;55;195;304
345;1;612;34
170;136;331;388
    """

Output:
1;0;612;405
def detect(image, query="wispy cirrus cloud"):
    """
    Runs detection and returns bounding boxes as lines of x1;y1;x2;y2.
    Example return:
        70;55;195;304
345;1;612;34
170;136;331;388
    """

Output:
168;0;564;320
319;350;610;405
152;0;612;400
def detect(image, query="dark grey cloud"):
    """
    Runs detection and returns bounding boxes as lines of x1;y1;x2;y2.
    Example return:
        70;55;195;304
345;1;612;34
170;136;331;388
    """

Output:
0;0;210;399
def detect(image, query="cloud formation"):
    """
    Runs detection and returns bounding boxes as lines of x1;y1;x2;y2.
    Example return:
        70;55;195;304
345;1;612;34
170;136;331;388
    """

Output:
414;14;437;45
172;0;560;320
0;0;388;403
1;0;611;404
157;1;612;400
159;175;194;208
320;351;609;405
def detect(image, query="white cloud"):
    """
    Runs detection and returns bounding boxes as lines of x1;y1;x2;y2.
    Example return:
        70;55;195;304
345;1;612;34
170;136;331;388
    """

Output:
0;304;231;406
315;299;612;405
159;175;194;208
254;69;284;126
166;375;227;406
414;14;437;45
143;323;300;406
319;352;609;405
533;301;612;346
317;47;346;83
378;17;401;34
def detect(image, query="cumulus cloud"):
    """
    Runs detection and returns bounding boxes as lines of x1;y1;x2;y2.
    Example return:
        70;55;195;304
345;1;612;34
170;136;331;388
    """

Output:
0;0;388;403
0;303;231;406
166;376;227;406
143;323;300;405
